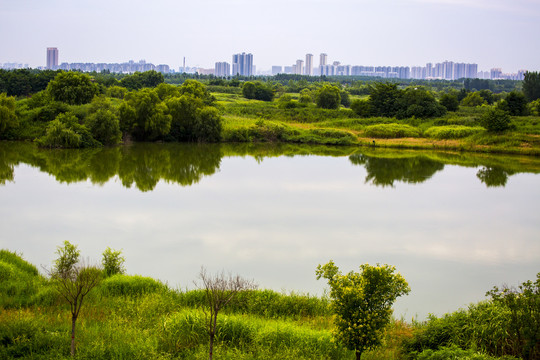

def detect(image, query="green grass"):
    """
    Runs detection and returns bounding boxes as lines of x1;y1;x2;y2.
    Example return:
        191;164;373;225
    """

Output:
363;123;422;138
424;125;485;139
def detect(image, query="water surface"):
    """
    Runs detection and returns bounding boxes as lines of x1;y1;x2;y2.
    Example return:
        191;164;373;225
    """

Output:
1;142;539;320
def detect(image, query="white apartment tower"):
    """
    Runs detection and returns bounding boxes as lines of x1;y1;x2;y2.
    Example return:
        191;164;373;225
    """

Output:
295;59;304;75
232;52;253;77
305;54;313;76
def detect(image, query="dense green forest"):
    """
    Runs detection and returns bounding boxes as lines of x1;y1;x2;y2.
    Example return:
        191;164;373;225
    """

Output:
1;69;540;155
0;246;538;359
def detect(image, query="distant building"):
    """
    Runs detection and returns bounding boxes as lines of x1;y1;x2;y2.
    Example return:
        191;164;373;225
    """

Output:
46;47;58;70
215;62;230;77
232;52;253;76
295;59;304;75
490;68;503;79
319;53;327;67
156;64;170;74
197;68;214;75
305;54;313;76
284;66;293;74
272;66;283;75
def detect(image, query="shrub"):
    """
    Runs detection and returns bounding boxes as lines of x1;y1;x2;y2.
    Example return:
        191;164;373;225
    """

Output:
315;85;341;109
102;247;125;277
351;99;374;117
99;274;167;297
424;125;484;139
439;93;459;112
461;92;486;107
0;93;17;137
363;123;421;138
37;112;100;148
194;106;222;142
497;91;528;116
86;109;122;145
480;108;513;133
242;81;274;101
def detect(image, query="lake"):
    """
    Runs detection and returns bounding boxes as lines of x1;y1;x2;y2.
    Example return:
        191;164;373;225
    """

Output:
1;141;539;320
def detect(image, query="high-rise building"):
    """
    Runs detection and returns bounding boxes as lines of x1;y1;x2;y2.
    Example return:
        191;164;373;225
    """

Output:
215;62;230;77
272;66;283;75
295;60;304;75
319;53;327;67
46;47;58;69
232;52;253;76
305;54;313;76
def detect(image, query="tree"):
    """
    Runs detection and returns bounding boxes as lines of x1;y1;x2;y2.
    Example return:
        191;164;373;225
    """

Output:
86;96;122;145
439;93;459;112
315;84;341;109
102;247;125;277
316;260;410;360
368;83;400;117
396;87;446;119
523;71;540;102
196;267;257;360
461;92;486;107
118;88;171;141
242;81;274;101
194;107;222;142
498;91;528;116
49;241;102;357
486;273;539;360
351;99;374;117
47;71;98;105
37;112;100;148
0;93;17;137
480;108;513;133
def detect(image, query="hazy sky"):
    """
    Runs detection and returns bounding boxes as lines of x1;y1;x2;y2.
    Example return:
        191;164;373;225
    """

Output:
2;0;539;72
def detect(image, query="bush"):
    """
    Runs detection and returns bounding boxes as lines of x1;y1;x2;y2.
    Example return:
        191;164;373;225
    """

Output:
37;112;100;148
416;345;518;360
99;274;167;297
497;91;528;116
242;81;274;101
351;99;374;117
480;108;513;133
461;92;486;107
363;123;421;138
0;93;17;137
102;248;125;277
194;106;222;142
315;85;341;109
439;93;459;112
86;109;122;145
424;125;484;139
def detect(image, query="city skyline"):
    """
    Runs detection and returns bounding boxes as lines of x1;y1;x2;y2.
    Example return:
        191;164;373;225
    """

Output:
1;0;539;74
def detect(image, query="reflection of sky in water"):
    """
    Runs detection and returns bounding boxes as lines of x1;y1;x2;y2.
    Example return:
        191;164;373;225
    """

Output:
1;155;539;320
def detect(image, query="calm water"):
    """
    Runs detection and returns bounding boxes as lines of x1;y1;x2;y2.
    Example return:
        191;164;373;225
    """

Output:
1;141;539;320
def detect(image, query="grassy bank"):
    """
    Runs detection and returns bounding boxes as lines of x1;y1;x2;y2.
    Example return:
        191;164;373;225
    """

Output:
216;93;540;156
1;249;536;359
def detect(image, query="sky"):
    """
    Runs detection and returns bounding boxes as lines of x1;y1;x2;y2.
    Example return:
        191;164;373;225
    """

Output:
1;0;539;73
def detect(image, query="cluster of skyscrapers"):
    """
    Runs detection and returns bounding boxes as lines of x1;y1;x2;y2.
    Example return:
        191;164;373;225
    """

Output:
1;47;526;82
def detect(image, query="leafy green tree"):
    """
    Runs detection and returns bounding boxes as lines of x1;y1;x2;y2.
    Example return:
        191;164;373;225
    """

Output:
523;71;540;102
480;108;513;133
38;112;99;148
439;93;459;112
529;99;540;116
0;93;17;137
102;247;125;277
368;83;400;117
242;81;274;101
497;91;528;116
165;94;204;141
180;80;216;105
396;87;446;119
461;92;486;107
120;70;164;90
351;99;374;117
49;241;102;357
315;84;341;109
486;273;540;360
47;71;99;105
118;88;171;141
106;86;128;99
86;96;122;145
478;89;495;105
316;260;410;360
194;107;222;142
340;90;351;107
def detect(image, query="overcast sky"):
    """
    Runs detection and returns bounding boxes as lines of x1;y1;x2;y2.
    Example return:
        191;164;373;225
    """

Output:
2;0;539;73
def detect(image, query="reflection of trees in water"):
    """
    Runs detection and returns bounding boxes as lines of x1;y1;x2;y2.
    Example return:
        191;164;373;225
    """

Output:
476;167;514;187
349;154;445;187
0;142;222;191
